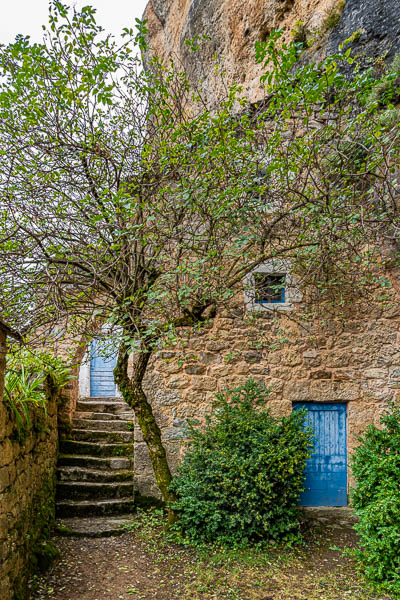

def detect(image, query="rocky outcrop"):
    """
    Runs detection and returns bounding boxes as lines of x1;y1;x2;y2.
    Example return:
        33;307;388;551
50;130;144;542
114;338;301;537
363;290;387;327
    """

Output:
327;0;400;63
143;0;400;103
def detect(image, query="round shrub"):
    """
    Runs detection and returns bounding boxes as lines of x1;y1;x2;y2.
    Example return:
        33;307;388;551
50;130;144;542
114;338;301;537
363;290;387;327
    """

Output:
351;403;400;595
169;380;313;546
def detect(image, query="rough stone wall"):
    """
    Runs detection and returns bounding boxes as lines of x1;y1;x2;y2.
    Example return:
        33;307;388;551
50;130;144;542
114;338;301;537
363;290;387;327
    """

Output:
143;0;400;104
143;0;338;103
0;394;58;600
135;0;400;501
326;0;400;63
136;301;400;498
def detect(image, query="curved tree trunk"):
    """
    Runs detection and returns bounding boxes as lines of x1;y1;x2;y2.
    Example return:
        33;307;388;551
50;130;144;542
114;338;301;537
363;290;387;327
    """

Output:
114;337;176;509
0;327;6;402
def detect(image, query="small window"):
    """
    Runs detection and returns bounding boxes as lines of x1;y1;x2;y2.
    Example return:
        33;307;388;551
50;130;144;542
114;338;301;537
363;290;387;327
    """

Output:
254;273;285;304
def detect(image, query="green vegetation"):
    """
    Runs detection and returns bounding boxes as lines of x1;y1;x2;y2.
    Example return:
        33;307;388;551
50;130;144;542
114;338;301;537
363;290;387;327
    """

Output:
367;53;400;108
92;507;384;600
0;3;399;506
170;381;313;546
351;403;400;596
4;349;71;436
322;0;346;31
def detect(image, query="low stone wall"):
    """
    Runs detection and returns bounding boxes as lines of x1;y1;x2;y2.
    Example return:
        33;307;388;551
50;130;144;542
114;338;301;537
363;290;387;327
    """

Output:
0;391;58;600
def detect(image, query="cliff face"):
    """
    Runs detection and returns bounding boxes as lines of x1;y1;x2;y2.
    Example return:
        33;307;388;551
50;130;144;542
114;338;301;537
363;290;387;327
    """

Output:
143;0;400;103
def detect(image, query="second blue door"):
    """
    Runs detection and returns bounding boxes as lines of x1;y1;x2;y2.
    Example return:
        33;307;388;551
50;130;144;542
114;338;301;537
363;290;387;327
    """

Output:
293;402;347;506
90;339;118;397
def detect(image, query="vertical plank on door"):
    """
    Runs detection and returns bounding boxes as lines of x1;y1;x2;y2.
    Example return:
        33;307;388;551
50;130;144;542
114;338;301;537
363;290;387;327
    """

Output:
90;339;117;397
293;402;347;506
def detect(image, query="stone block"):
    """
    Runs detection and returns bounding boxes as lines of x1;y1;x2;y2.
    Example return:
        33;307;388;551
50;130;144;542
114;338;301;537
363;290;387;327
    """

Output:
134;475;161;500
364;368;388;379
243;351;262;363
309;369;332;379
109;457;131;470
191;376;217;391
206;340;226;352
248;364;271;375
198;352;220;365
163;427;185;440
0;440;13;468
284;380;359;402
0;466;10;492
134;443;152;475
166;376;189;390
325;352;352;368
332;370;355;381
184;364;206;375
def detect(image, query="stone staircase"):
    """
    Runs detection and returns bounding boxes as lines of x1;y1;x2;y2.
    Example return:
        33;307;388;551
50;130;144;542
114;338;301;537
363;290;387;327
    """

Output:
56;397;136;535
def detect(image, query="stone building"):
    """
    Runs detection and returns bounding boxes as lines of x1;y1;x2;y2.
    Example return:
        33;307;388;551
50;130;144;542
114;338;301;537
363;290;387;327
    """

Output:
64;0;400;506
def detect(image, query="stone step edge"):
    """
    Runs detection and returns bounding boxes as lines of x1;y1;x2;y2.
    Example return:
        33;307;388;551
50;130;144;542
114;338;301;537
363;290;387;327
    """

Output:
57;481;133;488
57;466;133;475
70;428;133;434
73;413;133;420
56;498;135;507
55;516;135;538
60;440;132;447
58;454;133;466
78;398;125;403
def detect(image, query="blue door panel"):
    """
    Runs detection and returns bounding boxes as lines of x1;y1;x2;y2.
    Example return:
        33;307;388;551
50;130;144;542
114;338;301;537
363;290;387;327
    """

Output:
293;402;347;507
90;339;117;397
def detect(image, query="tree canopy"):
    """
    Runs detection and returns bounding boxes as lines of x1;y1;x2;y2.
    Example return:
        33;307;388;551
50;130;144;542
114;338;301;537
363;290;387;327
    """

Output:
0;1;399;501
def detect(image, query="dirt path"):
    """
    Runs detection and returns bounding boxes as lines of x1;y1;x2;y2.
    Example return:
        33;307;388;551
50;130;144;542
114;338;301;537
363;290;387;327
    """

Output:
30;512;395;600
31;534;187;600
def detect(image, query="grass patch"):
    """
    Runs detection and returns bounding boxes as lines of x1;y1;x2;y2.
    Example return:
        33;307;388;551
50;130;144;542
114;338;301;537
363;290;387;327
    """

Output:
121;508;392;600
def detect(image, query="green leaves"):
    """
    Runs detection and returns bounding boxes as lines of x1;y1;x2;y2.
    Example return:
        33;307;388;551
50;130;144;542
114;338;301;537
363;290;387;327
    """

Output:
351;403;400;594
170;380;313;546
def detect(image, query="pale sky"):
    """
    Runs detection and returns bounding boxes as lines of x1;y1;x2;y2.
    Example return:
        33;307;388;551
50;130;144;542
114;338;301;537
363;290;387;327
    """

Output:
0;0;149;45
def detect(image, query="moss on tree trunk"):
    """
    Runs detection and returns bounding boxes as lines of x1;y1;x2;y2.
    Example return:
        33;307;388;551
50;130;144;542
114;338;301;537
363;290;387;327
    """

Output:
114;338;176;509
0;327;6;402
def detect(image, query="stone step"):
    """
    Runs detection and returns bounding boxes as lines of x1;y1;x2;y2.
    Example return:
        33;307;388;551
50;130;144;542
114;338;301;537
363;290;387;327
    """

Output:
73;412;118;421
56;516;135;538
56;497;135;518
57;466;133;483
57;481;134;501
59;440;133;458
74;412;122;421
79;397;121;401
70;429;133;443
72;418;133;432
58;455;133;471
76;399;129;414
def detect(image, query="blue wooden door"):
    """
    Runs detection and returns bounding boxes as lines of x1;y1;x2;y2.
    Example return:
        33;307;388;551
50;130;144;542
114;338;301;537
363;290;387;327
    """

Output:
293;402;347;506
90;339;117;397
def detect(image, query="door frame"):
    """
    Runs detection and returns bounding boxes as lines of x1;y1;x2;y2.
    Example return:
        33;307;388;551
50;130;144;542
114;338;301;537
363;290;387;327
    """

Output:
79;347;121;398
293;401;348;507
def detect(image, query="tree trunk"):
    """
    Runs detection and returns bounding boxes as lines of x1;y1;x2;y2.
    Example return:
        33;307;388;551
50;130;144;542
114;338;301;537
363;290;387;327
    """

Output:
114;338;176;509
0;327;6;402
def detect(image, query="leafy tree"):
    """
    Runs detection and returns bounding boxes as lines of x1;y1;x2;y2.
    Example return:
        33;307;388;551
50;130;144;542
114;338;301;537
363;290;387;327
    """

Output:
0;2;399;504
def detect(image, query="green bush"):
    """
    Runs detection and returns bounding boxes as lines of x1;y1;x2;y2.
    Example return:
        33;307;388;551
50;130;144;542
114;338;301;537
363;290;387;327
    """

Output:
170;380;313;546
351;403;400;595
